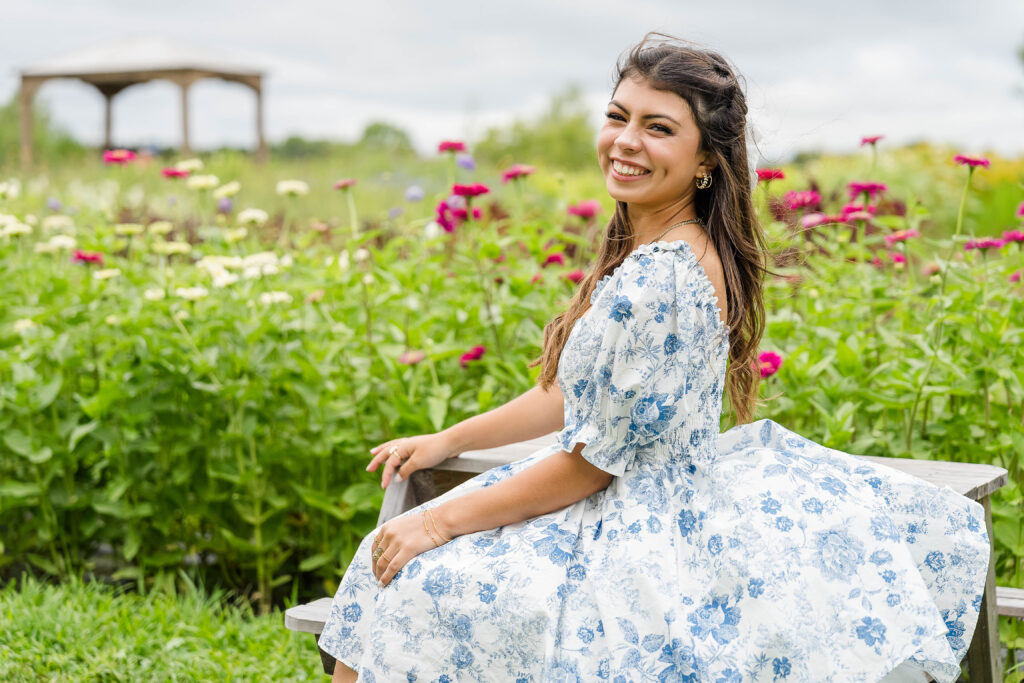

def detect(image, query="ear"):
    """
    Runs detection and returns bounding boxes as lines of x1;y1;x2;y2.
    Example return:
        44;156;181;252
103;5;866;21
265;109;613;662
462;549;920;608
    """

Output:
699;150;718;174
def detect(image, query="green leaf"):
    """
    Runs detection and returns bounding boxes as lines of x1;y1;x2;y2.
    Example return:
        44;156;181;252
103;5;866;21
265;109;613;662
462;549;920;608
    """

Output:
426;385;452;432
30;373;63;411
3;430;32;457
0;481;41;499
299;553;332;572
68;421;99;452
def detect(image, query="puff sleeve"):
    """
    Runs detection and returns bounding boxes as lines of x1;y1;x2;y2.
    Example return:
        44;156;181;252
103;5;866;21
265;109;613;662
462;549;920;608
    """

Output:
556;245;717;476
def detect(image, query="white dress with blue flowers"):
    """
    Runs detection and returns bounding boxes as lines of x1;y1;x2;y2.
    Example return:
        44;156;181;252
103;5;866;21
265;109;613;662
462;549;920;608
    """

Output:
318;239;990;682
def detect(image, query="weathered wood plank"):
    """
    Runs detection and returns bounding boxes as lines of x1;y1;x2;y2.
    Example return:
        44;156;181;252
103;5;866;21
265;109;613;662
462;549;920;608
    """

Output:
996;585;1024;618
284;597;334;633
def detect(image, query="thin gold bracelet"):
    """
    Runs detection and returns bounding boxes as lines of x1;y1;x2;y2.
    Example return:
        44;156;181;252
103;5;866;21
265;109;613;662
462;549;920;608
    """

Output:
427;507;452;543
421;510;441;548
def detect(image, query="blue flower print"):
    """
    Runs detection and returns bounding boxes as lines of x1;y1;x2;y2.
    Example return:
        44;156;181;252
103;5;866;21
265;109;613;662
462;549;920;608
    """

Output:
772;656;791;679
747;577;765;598
761;496;781;514
439;676;451;683
708;534;724;555
688;595;741;644
657;637;698;680
869;549;892;565
477;582;497;604
646;515;662;533
422;566;454;597
342;602;362;622
628;521;642;535
775;516;793;532
567;564;586;581
406;671;417;683
446;613;473;641
677;509;698;537
802;497;824;514
881;569;897;584
855;616;887;647
403;558;422;580
609;295;633;324
716;669;742;683
663;333;680;355
886;593;901;607
533;523;576;565
578;626;595;644
870;513;901;543
450;644;474;669
925;550;946;572
906;520;927;543
819;476;848;497
813;528;865;581
631;393;677;438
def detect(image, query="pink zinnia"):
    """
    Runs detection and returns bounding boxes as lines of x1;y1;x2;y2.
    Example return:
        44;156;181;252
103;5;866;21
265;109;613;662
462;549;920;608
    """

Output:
890;252;907;265
333;178;357;189
544;253;566;267
459;344;486;368
103;149;136;165
450;207;482;221
438;140;466;153
565;269;585;284
965;238;1006;251
801;212;832;229
567;200;601;219
953;154;990;169
1016;201;1024;219
844;211;874;223
1010;271;1022;283
501;164;536;183
530;273;543;284
72;249;104;265
884;229;920;246
398;350;425;365
847;181;888;201
452;183;490;198
860;135;884;146
783;190;821;211
757;351;783;378
756;169;785;182
161;167;189;178
1003;229;1024;243
921;262;941;276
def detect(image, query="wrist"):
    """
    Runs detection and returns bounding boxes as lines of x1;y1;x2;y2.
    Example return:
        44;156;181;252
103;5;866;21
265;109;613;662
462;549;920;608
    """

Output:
430;502;461;541
438;426;467;458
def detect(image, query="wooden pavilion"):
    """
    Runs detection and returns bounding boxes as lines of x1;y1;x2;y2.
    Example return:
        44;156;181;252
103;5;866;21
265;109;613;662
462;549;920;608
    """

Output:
18;36;268;165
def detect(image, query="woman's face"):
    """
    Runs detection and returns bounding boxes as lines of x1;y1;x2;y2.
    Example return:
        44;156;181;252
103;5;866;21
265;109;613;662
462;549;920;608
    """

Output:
597;75;713;209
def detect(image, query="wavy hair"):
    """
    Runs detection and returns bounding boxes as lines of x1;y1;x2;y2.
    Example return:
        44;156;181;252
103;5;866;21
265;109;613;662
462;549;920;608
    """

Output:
528;32;768;425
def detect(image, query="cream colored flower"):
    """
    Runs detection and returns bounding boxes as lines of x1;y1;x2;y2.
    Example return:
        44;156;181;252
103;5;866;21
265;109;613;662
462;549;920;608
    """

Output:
175;158;204;172
93;268;121;281
213;181;241;199
0;180;21;200
1;222;32;237
280;254;293;268
211;270;239;288
104;315;120;325
261;263;279;276
114;223;144;236
13;318;35;333
148;220;173;235
144;288;166;301
42;215;74;233
361;274;374;286
354;248;370;262
337;251;350;271
24;214;37;226
0;214;18;226
197;255;242;272
174;309;190;321
238;208;268;227
275;179;309;197
187;174;220;191
241;251;279;270
243;266;262;280
34;241;56;253
174;286;208;300
35;234;77;252
424;221;444;239
225;227;247;243
151;240;192;255
259;290;292;305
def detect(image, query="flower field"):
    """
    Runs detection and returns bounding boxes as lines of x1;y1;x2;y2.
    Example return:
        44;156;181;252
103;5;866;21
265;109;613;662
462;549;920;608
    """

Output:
1;138;1023;666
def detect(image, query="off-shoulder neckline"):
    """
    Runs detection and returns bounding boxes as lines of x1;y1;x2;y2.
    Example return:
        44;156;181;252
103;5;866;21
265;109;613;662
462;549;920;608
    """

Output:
592;239;730;336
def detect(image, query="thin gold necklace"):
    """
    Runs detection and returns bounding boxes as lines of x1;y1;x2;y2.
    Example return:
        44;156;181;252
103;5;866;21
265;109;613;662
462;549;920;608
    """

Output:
642;218;704;247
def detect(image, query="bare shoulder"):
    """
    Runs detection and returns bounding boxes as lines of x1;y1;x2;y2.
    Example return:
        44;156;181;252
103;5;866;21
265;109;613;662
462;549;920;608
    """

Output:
661;225;729;322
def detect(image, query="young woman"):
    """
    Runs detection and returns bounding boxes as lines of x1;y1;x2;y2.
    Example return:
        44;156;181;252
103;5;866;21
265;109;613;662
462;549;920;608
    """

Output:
320;33;990;682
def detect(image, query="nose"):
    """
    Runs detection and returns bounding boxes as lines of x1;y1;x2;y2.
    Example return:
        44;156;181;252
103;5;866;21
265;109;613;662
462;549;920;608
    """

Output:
614;122;642;153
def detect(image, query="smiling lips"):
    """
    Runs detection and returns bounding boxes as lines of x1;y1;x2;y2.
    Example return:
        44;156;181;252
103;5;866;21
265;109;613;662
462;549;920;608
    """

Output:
611;159;651;177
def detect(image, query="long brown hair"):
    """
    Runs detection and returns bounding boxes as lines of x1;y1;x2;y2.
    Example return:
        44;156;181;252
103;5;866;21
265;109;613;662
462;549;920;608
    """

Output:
528;32;768;425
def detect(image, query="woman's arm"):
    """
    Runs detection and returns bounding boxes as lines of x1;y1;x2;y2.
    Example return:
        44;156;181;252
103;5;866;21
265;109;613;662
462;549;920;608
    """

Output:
430;441;613;539
439;382;565;455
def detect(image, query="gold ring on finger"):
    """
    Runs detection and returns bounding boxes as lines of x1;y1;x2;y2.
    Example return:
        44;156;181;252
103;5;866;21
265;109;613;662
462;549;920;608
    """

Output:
380;553;392;564
372;547;383;562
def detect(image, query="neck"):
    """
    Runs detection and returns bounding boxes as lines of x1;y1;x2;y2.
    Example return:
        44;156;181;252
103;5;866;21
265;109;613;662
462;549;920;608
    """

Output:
625;197;700;247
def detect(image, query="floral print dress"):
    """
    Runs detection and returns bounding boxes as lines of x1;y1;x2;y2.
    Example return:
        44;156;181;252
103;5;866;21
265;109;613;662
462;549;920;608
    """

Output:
318;240;990;682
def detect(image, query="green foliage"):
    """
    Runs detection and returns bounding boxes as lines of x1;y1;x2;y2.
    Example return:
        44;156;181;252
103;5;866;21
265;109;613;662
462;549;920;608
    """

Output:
0;92;86;168
0;575;321;680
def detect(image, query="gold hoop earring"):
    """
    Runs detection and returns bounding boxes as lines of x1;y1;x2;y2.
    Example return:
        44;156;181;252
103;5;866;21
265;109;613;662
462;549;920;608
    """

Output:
696;172;712;190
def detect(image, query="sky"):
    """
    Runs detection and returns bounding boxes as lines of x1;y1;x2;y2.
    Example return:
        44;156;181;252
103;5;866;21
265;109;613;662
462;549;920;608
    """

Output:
3;1;1023;165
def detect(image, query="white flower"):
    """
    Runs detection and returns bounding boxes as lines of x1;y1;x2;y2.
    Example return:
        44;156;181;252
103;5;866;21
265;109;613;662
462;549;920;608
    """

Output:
0;214;18;226
187;174;220;191
241;251;279;270
93;268;121;281
259;290;293;305
238;208;268;227
144;288;166;301
1;222;32;237
261;263;279;276
361;274;374;285
354;248;370;262
276;179;309;197
280;254;293;268
174;309;190;321
148;220;173;235
41;215;74;233
114;223;144;235
213;180;241;199
225;227;247;243
104;315;120;325
337;251;350;271
35;234;77;252
175;158;204;172
424;221;444;239
211;270;239;288
13;318;35;333
243;266;262;280
174;286;208;300
197;255;242;272
151;240;192;255
0;179;21;200
34;241;57;253
24;214;37;226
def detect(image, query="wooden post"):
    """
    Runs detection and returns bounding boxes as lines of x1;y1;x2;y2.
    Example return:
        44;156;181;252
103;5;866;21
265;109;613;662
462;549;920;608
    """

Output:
180;79;192;155
254;77;267;164
103;91;114;150
19;76;42;167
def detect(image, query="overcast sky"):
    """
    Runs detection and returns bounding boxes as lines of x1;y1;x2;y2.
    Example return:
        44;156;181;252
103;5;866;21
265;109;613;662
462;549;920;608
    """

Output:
4;1;1023;165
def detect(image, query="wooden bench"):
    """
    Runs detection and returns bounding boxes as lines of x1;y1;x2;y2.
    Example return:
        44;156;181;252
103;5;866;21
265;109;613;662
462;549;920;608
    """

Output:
285;432;1012;680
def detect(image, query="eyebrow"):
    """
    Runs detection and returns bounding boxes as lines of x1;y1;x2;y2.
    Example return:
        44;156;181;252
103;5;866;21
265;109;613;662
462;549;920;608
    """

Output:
608;100;681;126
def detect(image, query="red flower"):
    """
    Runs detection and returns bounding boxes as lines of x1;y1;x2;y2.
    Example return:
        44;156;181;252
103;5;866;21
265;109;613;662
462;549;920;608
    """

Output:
1016;201;1024;219
72;249;104;265
783;190;821;211
543;253;566;267
438;140;466;153
501;164;536;183
161;167;189;178
567;200;601;219
435;199;481;231
953;154;990;169
530;273;543;284
841;202;876;218
452;183;490;198
103;149;136;165
565;269;585;283
1002;229;1024;243
756;169;785;182
757;351;783;378
860;135;884;146
964;238;1006;251
884;229;920;246
847;181;888;201
1010;271;1022;283
890;252;907;265
333;178;357;189
459;344;486;368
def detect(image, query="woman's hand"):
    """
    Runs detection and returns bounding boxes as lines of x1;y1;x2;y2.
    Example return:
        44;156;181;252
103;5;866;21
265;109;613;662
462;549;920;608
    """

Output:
366;432;460;488
371;508;449;588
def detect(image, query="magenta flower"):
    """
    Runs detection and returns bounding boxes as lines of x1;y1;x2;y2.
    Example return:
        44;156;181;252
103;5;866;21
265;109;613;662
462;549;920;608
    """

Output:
1016;201;1024;219
756;169;785;182
884;229;920;246
544;252;566;267
860;135;884;146
333;178;357;189
103;149;136;165
530;273;543;284
567;200;601;219
801;212;832;229
953;154;990;169
1003;229;1024;243
890;252;907;265
565;269;585;284
161;167;189;178
459;345;486;369
501;164;536;183
964;238;1006;251
847;181;888;201
398;350;425;365
435;198;481;232
1010;270;1021;283
452;183;490;198
72;249;104;265
438;140;466;153
783;190;821;211
844;211;874;223
757;351;783;378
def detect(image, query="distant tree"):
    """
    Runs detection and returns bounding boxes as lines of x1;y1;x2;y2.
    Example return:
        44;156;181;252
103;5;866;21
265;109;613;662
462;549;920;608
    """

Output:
358;121;415;156
0;91;84;168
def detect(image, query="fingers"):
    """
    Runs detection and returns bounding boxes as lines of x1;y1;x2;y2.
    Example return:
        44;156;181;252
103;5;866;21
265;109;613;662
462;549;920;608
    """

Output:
381;451;406;488
377;547;409;587
365;443;392;472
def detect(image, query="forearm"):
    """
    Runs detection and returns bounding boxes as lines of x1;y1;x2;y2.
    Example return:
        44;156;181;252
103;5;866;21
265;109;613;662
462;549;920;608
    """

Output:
440;382;564;455
431;445;613;538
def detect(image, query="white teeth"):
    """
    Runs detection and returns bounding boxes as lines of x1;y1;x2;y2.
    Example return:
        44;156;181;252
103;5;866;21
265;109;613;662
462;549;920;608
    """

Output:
613;160;650;176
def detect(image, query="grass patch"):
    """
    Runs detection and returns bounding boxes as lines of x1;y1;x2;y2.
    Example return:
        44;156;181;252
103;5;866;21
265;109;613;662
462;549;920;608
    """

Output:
0;575;323;681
